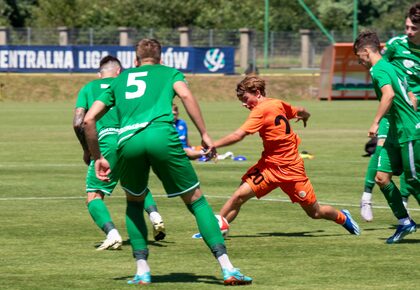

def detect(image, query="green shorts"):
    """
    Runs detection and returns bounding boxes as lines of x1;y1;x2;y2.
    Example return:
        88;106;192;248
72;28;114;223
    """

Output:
118;122;199;197
86;133;120;195
378;139;420;183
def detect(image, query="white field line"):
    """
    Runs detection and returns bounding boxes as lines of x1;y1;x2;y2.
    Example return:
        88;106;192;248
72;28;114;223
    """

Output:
0;194;418;212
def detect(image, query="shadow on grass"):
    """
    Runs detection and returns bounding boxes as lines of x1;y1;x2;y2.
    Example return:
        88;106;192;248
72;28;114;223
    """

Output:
94;239;174;250
228;229;343;238
113;272;220;285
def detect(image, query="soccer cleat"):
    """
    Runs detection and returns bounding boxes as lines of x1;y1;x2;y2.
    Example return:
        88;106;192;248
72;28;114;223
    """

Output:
386;220;417;244
341;209;361;235
360;200;373;222
222;268;252;286
150;214;166;241
96;236;123;251
127;272;151;285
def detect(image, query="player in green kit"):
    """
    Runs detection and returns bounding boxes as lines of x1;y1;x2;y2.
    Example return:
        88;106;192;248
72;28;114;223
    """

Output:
83;39;252;285
360;3;420;221
73;56;165;251
354;30;420;243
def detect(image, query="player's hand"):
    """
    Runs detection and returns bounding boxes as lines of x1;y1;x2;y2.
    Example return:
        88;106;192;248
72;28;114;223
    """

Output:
83;150;91;166
94;156;111;182
368;122;379;138
201;133;217;161
296;109;310;127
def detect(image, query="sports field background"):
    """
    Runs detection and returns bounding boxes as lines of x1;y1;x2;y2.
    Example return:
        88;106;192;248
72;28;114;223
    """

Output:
1;81;420;289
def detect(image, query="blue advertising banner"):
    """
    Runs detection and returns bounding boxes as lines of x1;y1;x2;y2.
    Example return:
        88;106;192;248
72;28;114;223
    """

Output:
0;45;235;74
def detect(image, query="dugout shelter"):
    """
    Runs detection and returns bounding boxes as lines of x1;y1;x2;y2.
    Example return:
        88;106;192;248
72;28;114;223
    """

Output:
318;43;377;101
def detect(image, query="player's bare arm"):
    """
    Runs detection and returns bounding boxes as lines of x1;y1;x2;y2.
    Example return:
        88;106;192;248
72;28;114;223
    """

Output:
83;100;111;181
73;107;91;165
214;128;247;148
173;80;215;154
295;107;311;127
369;84;394;137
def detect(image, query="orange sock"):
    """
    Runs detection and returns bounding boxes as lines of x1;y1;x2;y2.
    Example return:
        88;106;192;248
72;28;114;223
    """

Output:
335;210;346;225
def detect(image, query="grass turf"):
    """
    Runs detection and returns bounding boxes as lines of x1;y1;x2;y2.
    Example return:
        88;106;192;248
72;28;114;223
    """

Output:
0;100;419;289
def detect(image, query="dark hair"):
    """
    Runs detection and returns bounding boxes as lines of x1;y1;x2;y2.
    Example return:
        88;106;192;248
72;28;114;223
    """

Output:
353;30;381;54
135;38;161;63
408;3;420;24
99;55;122;70
236;76;266;98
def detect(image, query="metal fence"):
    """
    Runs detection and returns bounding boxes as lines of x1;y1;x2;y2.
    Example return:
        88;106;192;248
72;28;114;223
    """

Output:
4;27;402;69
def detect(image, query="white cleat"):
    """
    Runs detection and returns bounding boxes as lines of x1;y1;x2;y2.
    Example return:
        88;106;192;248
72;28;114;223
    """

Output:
360;200;373;222
96;236;123;251
150;212;166;241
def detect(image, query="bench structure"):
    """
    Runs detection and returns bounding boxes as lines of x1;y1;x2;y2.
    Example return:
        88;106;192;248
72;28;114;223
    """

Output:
318;43;378;100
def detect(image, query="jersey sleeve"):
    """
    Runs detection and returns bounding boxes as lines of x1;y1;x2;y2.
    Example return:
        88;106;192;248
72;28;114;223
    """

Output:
173;70;186;84
97;86;115;107
240;108;264;134
381;40;396;62
75;85;88;109
281;101;299;119
374;67;392;89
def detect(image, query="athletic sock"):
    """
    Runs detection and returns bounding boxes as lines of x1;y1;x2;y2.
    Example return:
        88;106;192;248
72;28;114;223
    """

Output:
364;146;381;193
398;217;412;226
136;259;151;276
217;254;234;270
126;200;148;252
335;210;346;225
361;192;373;202
186;195;225;248
143;189;158;214
87;198;113;233
380;181;409;220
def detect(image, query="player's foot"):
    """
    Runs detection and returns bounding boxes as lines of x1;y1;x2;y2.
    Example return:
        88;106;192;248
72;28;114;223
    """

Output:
222;268;252;286
386;220;417;244
360;199;373;222
341;209;361;235
127;272;151;285
192;232;202;239
150;212;166;241
96;235;123;251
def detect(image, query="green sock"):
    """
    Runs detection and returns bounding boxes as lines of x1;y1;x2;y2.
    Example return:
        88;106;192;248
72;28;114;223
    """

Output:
126;200;148;252
87;198;113;234
187;195;225;249
380;181;409;219
364;146;381;192
143;190;158;214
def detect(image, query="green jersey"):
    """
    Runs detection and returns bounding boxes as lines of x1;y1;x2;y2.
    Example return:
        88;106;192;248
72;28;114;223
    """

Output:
75;77;119;140
98;64;185;146
382;34;420;95
370;58;420;144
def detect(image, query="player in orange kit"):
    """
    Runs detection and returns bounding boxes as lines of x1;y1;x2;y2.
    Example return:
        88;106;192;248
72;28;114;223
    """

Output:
217;76;360;235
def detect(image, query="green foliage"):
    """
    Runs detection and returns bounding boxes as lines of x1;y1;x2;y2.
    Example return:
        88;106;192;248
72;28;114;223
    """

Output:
0;0;416;33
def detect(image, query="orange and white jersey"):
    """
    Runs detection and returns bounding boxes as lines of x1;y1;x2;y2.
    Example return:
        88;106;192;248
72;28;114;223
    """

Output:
240;98;302;166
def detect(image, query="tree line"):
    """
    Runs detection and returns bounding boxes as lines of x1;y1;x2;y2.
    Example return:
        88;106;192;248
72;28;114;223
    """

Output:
0;0;414;33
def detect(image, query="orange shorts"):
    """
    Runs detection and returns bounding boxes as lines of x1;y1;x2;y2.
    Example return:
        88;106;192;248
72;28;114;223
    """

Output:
242;159;316;206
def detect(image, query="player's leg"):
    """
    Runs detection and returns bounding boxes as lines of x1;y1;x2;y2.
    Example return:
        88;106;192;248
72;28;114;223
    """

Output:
219;182;255;223
118;132;152;285
181;188;252;285
143;190;166;241
148;124;251;285
125;193;151;285
86;191;122;250
399;173;410;209
360;139;385;221
376;143;415;244
85;135;122;250
280;179;360;235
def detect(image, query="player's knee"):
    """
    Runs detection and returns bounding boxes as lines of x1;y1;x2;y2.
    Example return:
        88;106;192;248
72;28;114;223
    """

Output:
86;191;104;204
375;174;389;187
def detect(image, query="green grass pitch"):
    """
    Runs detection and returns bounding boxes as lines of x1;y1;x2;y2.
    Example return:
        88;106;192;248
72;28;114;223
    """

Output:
0;100;419;289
